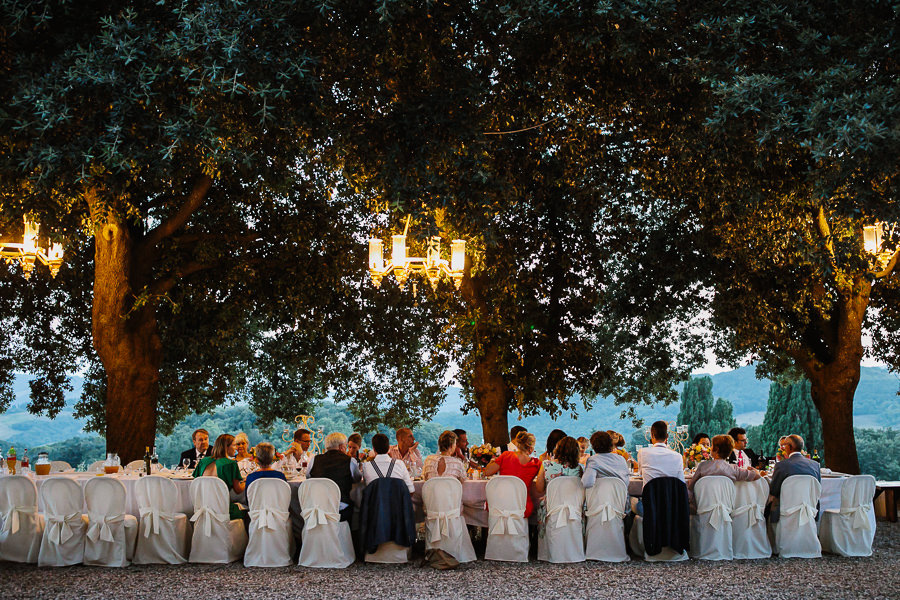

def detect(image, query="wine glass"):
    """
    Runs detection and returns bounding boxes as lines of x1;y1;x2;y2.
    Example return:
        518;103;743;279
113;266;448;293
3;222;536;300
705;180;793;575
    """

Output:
182;458;191;472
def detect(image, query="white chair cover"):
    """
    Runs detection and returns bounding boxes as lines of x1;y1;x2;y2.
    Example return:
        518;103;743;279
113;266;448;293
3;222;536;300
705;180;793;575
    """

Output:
189;476;247;563
49;461;72;473
819;475;876;557
537;476;585;563
732;478;772;559
83;477;138;567
125;460;145;471
422;477;476;563
133;475;191;564
38;477;88;566
244;478;294;567
585;477;629;562
87;460;106;473
0;475;44;563
484;476;529;562
689;476;735;560
774;474;821;558
298;478;354;568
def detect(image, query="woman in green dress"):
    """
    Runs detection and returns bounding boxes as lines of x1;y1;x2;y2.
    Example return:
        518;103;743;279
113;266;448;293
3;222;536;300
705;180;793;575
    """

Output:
192;433;246;521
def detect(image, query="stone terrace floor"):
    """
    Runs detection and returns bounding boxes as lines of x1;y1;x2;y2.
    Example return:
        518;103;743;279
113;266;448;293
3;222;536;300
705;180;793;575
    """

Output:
2;521;899;600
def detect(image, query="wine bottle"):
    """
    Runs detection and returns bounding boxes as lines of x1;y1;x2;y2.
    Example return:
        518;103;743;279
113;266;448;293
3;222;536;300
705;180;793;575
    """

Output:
143;446;152;476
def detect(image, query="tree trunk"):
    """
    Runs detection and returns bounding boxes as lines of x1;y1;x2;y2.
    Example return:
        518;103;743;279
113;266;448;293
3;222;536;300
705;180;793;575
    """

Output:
472;341;512;447
809;377;859;474
92;215;162;463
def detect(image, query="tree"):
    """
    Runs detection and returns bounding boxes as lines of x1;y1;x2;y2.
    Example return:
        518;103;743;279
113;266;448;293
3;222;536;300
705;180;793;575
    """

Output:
0;1;449;461
758;380;824;459
677;376;737;440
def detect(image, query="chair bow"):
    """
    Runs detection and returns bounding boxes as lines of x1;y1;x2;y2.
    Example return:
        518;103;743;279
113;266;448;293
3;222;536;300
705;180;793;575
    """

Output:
190;506;229;537
301;506;338;530
138;506;179;537
46;511;82;545
87;512;124;543
840;504;873;530
250;507;290;531
426;509;460;542
489;508;525;536
699;503;733;531
732;503;765;527
586;502;625;523
547;502;582;529
783;502;817;526
0;505;36;536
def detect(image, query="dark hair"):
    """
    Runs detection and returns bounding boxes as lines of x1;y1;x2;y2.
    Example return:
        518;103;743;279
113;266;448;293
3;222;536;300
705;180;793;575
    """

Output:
545;429;567;456
590;431;613;454
293;428;312;443
650;421;668;442
728;427;746;439
210;434;234;459
692;433;710;445
510;425;527;441
553;436;581;470
372;433;390;454
452;428;467;437
438;430;458;452
712;435;734;459
348;432;362;446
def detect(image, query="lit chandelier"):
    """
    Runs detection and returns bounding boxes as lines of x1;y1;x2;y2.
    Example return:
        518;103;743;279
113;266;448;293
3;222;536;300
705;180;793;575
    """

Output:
368;216;466;289
0;216;64;278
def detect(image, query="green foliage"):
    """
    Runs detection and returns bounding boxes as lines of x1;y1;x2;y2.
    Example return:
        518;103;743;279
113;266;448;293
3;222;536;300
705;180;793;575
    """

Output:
677;376;737;440
757;380;824;458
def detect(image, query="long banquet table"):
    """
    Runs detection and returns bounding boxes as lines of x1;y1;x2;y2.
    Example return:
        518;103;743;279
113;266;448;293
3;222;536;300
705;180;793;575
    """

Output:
7;470;850;534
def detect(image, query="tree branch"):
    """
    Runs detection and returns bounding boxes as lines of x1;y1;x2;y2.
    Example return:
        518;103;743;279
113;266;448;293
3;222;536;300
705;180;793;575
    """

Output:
150;260;218;297
873;248;900;279
141;175;213;253
816;206;836;265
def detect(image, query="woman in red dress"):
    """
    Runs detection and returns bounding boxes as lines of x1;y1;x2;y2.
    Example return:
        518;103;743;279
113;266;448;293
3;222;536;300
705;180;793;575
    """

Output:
483;431;542;517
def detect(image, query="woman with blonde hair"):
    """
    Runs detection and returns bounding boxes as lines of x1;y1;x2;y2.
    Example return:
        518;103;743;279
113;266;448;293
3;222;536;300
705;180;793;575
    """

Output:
483;431;542;517
233;431;257;478
422;430;468;482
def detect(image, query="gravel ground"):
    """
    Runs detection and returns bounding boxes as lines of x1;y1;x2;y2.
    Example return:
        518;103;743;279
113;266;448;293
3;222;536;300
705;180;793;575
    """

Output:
2;521;899;600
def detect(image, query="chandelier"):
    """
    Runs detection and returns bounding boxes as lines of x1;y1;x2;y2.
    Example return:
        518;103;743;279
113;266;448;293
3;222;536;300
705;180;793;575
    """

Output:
643;422;690;454
0;216;64;279
368;216;466;289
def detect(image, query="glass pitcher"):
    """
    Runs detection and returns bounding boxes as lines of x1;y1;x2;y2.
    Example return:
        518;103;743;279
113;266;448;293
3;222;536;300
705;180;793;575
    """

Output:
35;451;51;476
104;452;120;474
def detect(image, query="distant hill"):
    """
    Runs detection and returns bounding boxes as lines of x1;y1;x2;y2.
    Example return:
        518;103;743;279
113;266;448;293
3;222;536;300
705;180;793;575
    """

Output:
1;365;897;447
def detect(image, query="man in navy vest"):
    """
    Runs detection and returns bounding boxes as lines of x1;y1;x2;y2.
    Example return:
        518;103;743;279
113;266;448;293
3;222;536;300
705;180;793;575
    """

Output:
307;432;362;522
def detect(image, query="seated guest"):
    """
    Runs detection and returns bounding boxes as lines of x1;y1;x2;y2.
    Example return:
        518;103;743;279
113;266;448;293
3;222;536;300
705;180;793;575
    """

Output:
633;421;685;516
307;432;363;522
767;434;821;523
388;427;424;474
687;434;760;512
362;433;414;493
283;428;314;468
245;442;286;491
582;431;630;490
193;434;246;521
608;430;632;463
508;425;527;452
180;428;210;469
692;433;711;449
233;431;257;478
483;431;541;518
534;435;583;494
726;427;759;468
423;430;468;483
347;432;363;462
538;429;567;462
577;436;590;465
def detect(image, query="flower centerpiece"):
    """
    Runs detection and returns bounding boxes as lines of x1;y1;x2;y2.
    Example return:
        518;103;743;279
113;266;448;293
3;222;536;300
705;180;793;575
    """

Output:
776;447;810;461
471;443;501;469
683;443;711;469
359;448;374;462
6;446;16;474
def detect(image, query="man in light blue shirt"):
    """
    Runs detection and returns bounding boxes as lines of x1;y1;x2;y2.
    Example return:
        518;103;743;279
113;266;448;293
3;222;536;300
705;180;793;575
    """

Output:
582;431;631;489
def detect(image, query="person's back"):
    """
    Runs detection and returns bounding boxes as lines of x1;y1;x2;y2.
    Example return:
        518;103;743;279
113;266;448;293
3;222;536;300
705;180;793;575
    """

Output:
767;434;821;523
362;433;414;492
638;422;685;491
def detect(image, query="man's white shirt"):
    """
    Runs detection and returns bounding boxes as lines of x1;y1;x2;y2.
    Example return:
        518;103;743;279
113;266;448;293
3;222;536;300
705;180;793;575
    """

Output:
638;443;685;489
361;454;415;492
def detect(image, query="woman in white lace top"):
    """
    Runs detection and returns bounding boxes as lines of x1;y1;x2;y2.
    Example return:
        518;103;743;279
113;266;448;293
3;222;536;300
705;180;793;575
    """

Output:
423;430;468;483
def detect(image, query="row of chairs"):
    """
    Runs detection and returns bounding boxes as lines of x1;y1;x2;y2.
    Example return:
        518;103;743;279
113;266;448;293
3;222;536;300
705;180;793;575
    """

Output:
0;473;877;568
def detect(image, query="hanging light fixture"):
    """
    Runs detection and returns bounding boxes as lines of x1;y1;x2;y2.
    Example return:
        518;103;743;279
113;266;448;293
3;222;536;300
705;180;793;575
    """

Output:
0;216;65;279
368;216;466;290
863;222;884;255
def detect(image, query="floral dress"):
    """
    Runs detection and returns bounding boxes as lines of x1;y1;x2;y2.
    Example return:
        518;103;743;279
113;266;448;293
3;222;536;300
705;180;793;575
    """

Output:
537;460;583;538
